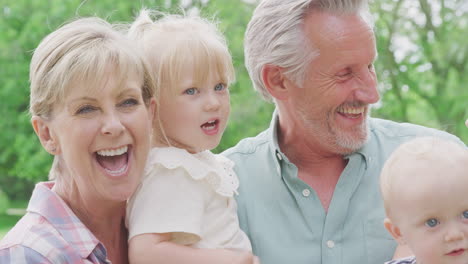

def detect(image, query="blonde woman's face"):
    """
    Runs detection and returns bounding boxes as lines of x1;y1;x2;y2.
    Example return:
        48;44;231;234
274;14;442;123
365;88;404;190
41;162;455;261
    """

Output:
45;71;154;204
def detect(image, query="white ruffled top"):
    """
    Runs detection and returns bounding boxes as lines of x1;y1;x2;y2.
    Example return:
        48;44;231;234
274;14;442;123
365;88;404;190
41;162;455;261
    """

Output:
126;147;252;251
145;147;240;197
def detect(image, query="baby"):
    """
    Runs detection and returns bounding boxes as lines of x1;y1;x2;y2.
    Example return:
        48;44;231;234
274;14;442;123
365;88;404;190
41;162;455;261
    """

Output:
380;136;468;264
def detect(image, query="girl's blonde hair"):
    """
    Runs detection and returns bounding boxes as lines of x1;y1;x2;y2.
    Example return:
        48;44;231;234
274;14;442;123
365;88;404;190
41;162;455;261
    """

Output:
128;9;235;144
30;17;156;180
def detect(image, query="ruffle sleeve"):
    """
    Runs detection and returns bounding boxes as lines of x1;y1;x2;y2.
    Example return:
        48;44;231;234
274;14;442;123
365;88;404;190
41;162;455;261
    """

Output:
145;147;239;197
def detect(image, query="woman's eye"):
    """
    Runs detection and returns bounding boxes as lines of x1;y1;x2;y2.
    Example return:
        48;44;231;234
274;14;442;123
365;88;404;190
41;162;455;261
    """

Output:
76;105;96;115
425;218;439;228
184;88;197;95
120;98;139;107
214;83;226;91
462;211;468;219
368;64;375;72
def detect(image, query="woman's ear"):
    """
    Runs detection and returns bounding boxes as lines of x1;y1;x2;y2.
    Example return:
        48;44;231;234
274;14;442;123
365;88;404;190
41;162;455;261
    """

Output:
261;64;291;101
31;116;59;155
384;218;405;245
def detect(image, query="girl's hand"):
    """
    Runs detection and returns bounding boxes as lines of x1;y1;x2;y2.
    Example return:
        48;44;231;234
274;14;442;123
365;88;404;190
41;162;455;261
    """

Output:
230;250;261;264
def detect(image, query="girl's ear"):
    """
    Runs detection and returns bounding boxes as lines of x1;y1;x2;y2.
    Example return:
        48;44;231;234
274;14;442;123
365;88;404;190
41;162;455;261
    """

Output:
31;116;59;155
261;64;291;101
384;218;405;245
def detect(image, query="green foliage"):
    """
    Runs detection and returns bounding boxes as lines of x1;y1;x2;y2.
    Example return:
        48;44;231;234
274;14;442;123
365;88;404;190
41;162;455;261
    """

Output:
0;189;9;214
0;0;466;202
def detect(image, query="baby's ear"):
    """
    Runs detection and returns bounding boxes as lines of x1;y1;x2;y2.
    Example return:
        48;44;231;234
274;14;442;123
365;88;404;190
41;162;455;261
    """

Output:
384;218;405;245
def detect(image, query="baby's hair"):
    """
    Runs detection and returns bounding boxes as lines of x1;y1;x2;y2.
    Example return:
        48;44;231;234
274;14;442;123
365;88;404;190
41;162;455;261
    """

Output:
128;8;235;145
380;137;468;217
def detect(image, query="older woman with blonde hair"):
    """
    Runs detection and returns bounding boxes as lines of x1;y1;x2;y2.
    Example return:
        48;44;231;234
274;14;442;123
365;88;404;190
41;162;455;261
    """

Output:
0;17;155;264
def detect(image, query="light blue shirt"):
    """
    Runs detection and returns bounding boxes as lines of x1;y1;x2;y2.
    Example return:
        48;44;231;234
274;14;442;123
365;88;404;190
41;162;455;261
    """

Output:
223;112;463;264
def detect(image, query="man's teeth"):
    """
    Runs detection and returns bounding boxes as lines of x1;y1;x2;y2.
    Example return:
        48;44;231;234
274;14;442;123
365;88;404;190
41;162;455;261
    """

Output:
338;106;365;115
97;146;128;156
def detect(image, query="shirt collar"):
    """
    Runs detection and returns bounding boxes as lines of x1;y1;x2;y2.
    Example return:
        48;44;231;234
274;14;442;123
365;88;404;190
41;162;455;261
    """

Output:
267;108;373;168
27;182;106;260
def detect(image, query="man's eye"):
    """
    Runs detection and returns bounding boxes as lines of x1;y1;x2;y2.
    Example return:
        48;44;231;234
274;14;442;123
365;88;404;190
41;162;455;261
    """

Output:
336;69;352;78
368;64;375;71
120;98;139;107
425;218;439;228
184;88;198;95
76;105;96;115
214;83;226;91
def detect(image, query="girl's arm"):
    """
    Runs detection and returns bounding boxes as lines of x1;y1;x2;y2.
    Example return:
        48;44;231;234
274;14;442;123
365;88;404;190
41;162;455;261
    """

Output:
129;233;260;264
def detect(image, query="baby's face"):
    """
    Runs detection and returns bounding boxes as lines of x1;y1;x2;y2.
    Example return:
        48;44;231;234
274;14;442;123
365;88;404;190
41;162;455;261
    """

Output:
391;166;468;264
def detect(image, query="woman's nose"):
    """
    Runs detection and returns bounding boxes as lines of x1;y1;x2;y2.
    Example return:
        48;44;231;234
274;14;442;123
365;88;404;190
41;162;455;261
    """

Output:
101;112;125;136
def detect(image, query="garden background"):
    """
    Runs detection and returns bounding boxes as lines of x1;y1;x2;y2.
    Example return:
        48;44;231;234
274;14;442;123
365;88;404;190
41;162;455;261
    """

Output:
0;0;467;238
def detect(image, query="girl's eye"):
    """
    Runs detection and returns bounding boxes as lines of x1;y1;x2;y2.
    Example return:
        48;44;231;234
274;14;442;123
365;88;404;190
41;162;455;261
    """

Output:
462;211;468;219
184;88;198;95
425;218;439;228
119;98;139;107
76;105;96;115
214;83;226;91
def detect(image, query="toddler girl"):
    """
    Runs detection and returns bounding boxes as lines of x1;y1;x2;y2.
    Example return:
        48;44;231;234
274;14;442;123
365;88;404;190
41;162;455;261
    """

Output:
125;9;259;264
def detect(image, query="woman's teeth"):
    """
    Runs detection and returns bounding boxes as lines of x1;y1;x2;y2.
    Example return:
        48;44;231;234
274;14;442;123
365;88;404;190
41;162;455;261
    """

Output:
97;146;128;156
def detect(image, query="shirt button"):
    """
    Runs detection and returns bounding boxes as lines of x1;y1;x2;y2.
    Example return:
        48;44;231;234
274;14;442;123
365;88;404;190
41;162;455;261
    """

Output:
326;240;335;248
276;152;283;161
302;189;310;197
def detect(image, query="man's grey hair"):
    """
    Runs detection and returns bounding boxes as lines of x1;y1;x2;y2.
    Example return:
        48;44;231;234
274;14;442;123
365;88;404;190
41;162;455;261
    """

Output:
245;0;373;102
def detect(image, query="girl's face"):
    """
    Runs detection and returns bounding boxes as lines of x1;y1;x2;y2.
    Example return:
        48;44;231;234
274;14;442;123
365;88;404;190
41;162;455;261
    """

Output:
157;68;230;153
34;70;154;205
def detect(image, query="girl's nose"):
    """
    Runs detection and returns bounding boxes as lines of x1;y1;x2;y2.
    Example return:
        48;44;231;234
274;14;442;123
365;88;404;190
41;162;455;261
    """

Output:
204;93;221;111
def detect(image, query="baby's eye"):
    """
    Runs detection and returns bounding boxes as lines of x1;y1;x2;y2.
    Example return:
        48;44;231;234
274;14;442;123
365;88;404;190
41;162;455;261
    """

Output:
76;105;96;115
425;218;439;228
184;88;198;95
214;83;226;91
462;211;468;219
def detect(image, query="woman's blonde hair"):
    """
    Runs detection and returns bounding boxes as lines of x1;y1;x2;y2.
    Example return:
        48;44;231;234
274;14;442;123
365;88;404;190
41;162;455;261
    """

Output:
29;17;156;180
30;17;155;119
128;9;235;144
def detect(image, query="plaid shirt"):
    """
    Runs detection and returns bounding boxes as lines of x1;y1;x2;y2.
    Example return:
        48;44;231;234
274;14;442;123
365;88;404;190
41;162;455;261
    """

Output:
0;182;110;263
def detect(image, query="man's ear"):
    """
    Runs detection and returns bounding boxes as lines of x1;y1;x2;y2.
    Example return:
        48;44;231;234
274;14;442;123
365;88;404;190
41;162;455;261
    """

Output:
31;116;59;155
384;218;405;245
261;64;292;101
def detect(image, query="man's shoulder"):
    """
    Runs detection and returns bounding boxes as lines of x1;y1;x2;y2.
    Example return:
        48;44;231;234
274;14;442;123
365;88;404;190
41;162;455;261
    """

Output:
370;118;462;143
222;128;271;158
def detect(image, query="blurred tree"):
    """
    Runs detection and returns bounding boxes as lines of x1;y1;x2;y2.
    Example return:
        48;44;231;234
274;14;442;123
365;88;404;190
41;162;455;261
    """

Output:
0;0;466;201
371;0;467;141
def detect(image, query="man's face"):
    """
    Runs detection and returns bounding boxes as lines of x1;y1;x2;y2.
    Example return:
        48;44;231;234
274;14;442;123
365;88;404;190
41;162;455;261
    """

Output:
285;11;379;154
